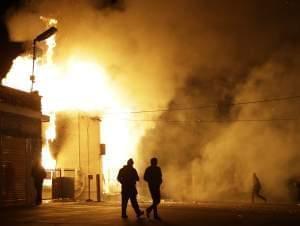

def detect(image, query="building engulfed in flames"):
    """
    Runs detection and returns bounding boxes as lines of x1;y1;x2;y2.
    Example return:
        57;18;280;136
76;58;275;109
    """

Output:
43;112;104;201
1;17;143;203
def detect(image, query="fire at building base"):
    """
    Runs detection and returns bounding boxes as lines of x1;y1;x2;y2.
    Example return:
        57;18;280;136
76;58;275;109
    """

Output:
0;85;106;206
43;112;104;202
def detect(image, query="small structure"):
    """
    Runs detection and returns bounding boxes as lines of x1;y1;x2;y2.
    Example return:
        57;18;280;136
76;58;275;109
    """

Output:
49;112;103;201
0;86;42;207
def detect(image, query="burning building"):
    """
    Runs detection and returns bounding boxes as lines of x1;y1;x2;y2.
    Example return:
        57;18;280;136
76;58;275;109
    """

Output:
0;86;105;204
0;86;42;206
1;13;141;202
2;0;300;204
47;112;103;201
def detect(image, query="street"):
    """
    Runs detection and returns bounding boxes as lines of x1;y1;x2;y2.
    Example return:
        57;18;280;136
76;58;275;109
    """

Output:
1;201;300;226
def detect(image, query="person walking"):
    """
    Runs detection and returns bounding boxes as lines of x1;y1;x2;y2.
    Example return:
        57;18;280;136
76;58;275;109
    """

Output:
31;161;47;205
144;157;162;220
252;172;267;203
117;158;144;219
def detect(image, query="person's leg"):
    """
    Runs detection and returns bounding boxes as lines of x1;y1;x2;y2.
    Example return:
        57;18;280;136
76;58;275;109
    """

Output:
146;200;154;218
153;193;161;218
37;189;42;205
121;192;129;218
129;193;143;217
150;186;161;219
153;199;158;218
251;191;255;203
35;182;43;205
257;192;267;202
146;186;154;217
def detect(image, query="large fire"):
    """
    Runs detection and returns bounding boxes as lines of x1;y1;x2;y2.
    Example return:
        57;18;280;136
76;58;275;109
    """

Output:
2;18;143;193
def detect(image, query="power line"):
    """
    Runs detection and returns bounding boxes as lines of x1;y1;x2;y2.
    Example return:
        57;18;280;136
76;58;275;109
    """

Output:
232;95;300;106
107;117;298;124
102;94;300;115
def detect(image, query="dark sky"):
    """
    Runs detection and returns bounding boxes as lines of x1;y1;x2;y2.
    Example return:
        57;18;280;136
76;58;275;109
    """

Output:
0;0;25;80
2;0;300;201
1;0;300;80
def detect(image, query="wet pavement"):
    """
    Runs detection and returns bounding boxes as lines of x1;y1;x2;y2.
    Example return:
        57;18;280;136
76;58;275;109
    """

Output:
1;201;300;226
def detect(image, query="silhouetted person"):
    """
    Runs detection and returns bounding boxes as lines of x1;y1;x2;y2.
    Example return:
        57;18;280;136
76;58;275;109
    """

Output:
31;162;47;205
117;159;144;218
144;157;162;220
252;173;267;203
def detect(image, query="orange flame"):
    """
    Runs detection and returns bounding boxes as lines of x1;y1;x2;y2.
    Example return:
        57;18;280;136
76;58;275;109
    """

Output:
2;17;145;193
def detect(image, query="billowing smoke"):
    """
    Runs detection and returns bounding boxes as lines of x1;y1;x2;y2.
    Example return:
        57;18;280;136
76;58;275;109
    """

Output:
137;1;300;202
139;49;300;202
4;0;300;202
0;1;26;80
49;113;73;158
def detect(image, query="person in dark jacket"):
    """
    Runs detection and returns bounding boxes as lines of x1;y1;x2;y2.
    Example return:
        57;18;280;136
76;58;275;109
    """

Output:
117;158;144;218
31;161;47;205
252;172;267;203
144;157;162;220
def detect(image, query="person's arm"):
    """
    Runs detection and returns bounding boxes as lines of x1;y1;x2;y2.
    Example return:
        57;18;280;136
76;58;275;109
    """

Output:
257;178;261;187
144;168;149;182
135;169;139;181
117;169;123;184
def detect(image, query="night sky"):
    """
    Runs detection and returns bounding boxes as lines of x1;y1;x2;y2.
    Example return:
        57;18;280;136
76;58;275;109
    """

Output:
1;0;300;80
2;0;300;202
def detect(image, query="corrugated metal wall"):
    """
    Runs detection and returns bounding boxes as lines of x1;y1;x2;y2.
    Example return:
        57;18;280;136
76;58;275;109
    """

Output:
0;86;42;207
0;136;31;206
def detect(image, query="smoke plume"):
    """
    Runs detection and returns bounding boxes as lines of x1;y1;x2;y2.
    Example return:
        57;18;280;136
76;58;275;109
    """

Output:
5;0;300;202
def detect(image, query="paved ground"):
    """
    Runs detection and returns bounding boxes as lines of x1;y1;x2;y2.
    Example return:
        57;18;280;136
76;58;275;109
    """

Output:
1;201;300;226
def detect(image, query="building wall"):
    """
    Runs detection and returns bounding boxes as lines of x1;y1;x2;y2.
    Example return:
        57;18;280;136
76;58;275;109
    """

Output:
0;86;42;207
0;136;36;206
54;112;102;201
